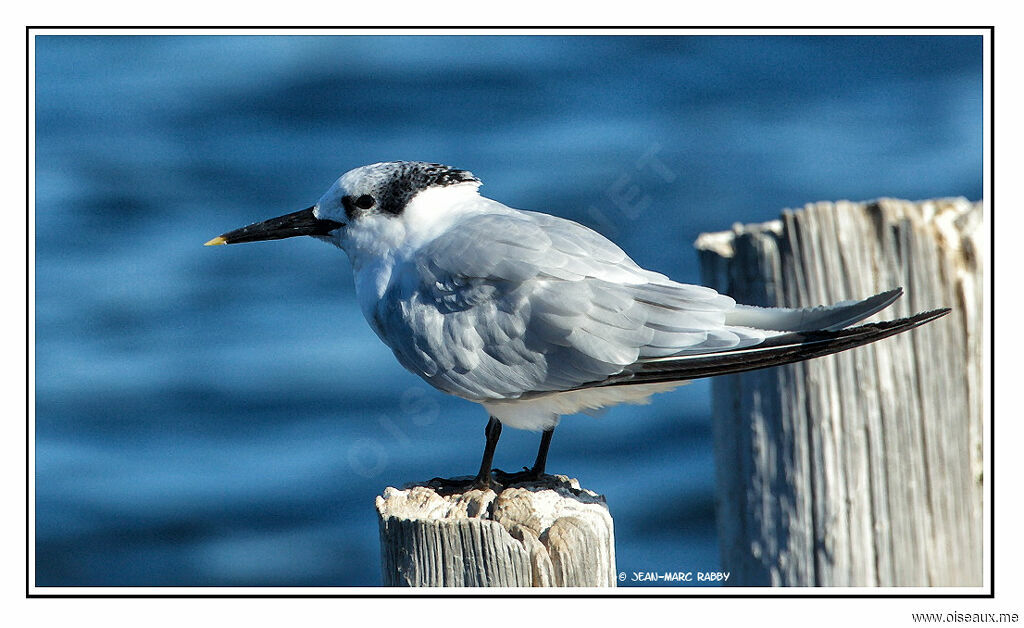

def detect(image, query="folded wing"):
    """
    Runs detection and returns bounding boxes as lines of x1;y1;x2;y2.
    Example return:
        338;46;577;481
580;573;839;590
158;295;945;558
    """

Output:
373;206;916;403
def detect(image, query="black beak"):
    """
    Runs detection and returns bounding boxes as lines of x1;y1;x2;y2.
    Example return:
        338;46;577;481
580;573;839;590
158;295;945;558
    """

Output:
205;206;344;246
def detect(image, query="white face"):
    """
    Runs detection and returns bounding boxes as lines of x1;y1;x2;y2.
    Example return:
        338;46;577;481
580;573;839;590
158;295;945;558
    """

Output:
310;164;409;258
310;162;483;262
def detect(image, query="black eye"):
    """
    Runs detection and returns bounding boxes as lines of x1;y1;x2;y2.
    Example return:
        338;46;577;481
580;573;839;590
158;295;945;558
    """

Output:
354;195;375;209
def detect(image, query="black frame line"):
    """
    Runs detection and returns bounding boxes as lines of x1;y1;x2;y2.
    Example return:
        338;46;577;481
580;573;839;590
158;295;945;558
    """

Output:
25;25;996;599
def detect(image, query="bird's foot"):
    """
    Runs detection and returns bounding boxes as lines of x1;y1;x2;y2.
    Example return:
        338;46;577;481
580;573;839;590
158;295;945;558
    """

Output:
492;466;548;486
425;465;552;494
426;473;498;494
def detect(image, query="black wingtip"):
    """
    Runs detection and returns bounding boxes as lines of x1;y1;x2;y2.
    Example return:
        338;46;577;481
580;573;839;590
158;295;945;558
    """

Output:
593;306;953;388
891;307;951;331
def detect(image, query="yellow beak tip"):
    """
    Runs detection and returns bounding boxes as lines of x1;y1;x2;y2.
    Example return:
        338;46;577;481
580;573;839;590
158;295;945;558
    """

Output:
204;236;228;246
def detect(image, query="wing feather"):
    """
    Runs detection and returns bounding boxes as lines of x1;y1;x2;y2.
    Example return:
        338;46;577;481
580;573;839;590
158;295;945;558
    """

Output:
369;209;747;401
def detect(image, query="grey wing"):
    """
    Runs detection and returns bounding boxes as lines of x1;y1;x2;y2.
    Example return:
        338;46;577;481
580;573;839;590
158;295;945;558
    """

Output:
373;208;763;401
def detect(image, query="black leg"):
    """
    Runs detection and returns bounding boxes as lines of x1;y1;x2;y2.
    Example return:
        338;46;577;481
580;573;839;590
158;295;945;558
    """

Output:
530;428;554;476
430;419;554;492
427;416;503;492
494;427;555;485
471;416;502;489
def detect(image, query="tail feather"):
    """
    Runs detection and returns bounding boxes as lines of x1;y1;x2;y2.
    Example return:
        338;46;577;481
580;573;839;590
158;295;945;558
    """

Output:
725;287;904;332
590;307;950;389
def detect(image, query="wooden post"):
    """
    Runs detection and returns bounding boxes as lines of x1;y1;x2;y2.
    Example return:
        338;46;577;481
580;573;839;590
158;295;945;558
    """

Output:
695;197;984;586
376;475;616;587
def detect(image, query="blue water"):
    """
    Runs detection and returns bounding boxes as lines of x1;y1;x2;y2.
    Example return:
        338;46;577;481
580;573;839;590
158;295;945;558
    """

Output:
34;34;983;587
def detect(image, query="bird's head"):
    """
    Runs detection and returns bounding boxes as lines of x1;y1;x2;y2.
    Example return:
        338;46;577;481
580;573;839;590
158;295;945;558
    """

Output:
205;161;482;261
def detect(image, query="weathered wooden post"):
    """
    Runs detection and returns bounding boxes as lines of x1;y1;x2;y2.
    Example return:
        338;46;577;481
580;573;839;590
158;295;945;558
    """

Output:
695;197;984;586
377;475;616;587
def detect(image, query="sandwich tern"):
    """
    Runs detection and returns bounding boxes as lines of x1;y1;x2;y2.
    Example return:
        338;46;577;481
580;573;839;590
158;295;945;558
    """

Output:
206;161;949;489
